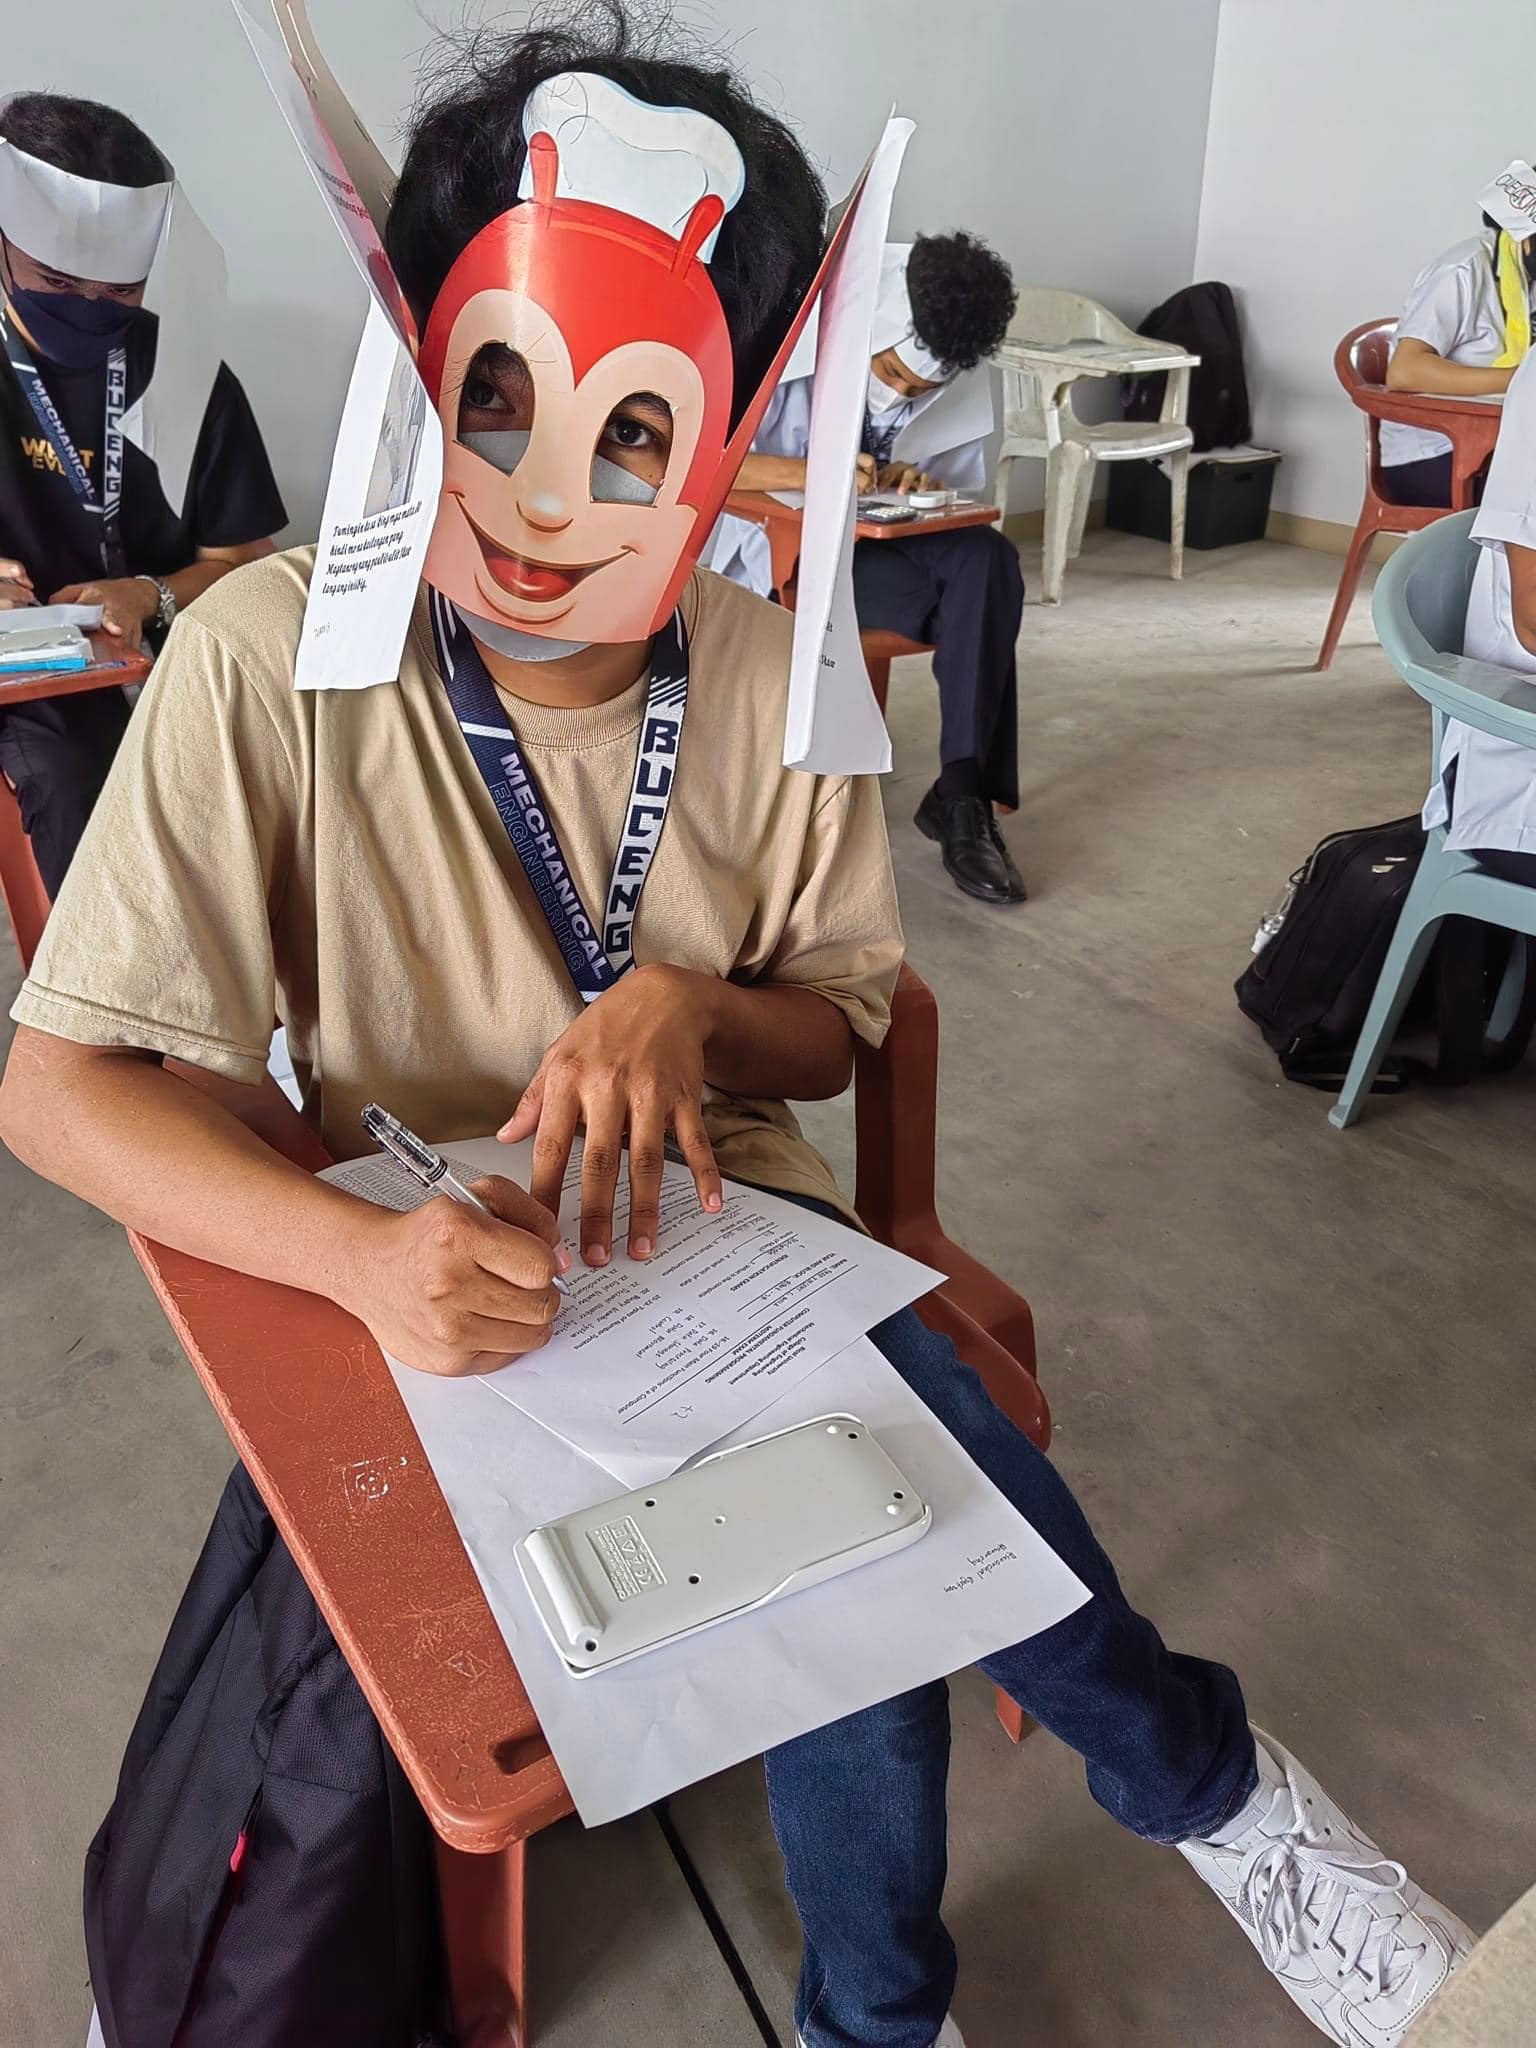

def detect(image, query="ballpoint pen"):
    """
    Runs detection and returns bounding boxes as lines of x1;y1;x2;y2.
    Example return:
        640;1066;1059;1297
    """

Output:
361;1102;572;1296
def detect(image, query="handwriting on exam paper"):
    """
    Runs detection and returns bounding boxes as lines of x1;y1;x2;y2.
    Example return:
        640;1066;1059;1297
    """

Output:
943;1543;1018;1594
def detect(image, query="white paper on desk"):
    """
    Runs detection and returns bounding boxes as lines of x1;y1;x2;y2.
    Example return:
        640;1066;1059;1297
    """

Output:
0;603;102;635
323;1135;943;1486
237;1;440;691
387;1334;1090;1825
782;118;913;778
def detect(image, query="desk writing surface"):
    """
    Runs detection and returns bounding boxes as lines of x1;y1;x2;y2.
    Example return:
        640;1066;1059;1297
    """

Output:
724;488;1000;547
999;338;1198;377
130;1070;572;1854
0;637;151;706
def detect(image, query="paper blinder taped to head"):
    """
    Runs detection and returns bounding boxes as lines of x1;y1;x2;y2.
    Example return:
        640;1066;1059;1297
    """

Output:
0;114;226;516
238;0;888;682
1481;161;1536;240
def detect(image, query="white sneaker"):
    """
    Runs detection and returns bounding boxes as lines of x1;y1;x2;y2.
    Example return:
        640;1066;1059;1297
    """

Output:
1179;1728;1474;2045
797;2021;965;2048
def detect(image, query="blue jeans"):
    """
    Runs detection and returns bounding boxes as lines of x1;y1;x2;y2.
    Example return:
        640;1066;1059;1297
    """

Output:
764;1299;1256;2048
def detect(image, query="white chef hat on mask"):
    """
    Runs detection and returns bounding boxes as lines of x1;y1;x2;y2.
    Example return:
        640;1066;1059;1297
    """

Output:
515;72;745;259
0;103;227;516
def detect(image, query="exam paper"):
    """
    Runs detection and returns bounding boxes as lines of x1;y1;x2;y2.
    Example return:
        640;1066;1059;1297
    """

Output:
387;1335;1089;1825
323;1134;943;1485
782;117;913;778
0;603;103;634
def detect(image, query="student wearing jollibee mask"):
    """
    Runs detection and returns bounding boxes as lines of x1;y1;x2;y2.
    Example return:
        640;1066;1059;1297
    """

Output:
0;12;1477;2046
0;92;285;895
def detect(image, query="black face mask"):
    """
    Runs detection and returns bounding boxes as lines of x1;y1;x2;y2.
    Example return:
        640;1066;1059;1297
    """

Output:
1;240;142;370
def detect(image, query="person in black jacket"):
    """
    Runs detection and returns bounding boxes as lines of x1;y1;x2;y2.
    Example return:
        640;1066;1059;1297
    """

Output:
0;92;285;895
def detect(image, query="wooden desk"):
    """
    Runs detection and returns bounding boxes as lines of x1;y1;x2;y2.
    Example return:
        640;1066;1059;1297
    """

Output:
723;489;1003;717
725;488;1000;595
0;634;150;707
1353;385;1503;507
0;637;152;970
126;962;1048;2043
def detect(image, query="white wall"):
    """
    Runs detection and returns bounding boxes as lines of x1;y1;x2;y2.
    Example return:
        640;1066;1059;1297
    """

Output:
3;0;1221;535
1195;0;1536;529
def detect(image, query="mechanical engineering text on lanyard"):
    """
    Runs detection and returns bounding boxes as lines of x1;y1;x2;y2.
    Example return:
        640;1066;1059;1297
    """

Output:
429;590;689;1003
1;312;126;578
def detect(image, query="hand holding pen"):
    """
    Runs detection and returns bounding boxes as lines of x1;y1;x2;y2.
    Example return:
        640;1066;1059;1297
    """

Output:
343;1104;573;1379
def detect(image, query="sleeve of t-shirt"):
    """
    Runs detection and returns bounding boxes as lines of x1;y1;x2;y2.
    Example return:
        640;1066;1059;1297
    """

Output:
756;773;904;1047
1394;254;1474;356
1472;350;1536;555
186;364;289;549
10;612;296;1082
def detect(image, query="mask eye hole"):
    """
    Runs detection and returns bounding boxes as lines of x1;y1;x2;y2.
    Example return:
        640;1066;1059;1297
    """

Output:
457;343;535;476
591;392;672;505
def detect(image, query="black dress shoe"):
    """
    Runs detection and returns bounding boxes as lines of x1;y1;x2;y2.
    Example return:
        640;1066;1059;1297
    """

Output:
914;784;1027;904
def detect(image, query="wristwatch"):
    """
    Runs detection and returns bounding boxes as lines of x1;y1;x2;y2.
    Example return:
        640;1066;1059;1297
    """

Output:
134;573;177;633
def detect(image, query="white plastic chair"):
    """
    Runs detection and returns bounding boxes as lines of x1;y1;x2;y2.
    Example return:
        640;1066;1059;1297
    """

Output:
995;288;1196;604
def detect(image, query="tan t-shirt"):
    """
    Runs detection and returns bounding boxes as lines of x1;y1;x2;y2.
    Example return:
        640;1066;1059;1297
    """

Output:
12;551;903;1219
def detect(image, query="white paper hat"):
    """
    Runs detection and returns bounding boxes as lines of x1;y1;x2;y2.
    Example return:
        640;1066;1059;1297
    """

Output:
516;72;745;262
1481;161;1536;239
0;116;227;516
0;137;170;282
869;242;950;383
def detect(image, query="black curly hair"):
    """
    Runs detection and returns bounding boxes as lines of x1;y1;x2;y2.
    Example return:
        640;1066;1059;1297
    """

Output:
0;92;167;187
386;1;828;429
905;230;1016;375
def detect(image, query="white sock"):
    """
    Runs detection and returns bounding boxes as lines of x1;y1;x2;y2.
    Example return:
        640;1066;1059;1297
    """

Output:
1197;1734;1283;1845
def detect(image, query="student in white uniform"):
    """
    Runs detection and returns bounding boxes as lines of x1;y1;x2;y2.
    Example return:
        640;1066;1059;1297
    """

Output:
710;234;1027;905
1425;344;1536;878
1383;169;1536;507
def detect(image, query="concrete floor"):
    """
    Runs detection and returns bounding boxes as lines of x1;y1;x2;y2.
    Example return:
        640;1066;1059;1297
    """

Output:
4;531;1535;2047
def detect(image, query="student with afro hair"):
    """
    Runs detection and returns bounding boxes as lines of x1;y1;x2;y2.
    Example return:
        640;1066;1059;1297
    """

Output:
713;230;1029;904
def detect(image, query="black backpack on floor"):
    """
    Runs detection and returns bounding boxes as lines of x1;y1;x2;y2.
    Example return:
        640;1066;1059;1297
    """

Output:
1122;280;1252;452
1235;816;1536;1091
84;1463;451;2048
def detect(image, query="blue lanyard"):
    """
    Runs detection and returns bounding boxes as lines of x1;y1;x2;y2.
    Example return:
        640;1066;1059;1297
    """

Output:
429;591;689;1003
861;406;901;468
2;311;126;578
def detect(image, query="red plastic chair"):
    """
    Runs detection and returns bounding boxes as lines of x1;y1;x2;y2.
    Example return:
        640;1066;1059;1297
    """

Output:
0;651;153;971
723;488;936;711
123;962;1046;2042
0;772;50;972
1316;319;1500;671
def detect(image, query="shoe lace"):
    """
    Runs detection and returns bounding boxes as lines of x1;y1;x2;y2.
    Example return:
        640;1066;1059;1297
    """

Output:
1237;1787;1423;2001
946;795;993;837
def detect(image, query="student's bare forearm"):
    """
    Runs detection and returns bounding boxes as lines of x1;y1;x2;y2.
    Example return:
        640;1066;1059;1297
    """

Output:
0;1030;374;1297
734;453;809;492
1386;345;1512;396
685;971;854;1099
168;541;277;614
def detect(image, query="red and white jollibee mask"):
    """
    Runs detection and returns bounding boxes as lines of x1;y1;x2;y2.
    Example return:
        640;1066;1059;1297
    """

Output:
418;73;757;649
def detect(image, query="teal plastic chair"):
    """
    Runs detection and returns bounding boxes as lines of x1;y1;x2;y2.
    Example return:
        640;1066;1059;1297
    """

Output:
1330;509;1536;1127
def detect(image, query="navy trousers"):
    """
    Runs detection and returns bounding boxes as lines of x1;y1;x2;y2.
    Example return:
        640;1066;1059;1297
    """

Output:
851;525;1024;810
0;687;131;898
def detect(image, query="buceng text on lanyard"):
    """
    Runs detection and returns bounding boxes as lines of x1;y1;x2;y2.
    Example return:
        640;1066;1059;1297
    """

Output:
1;309;127;578
429;590;689;1003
